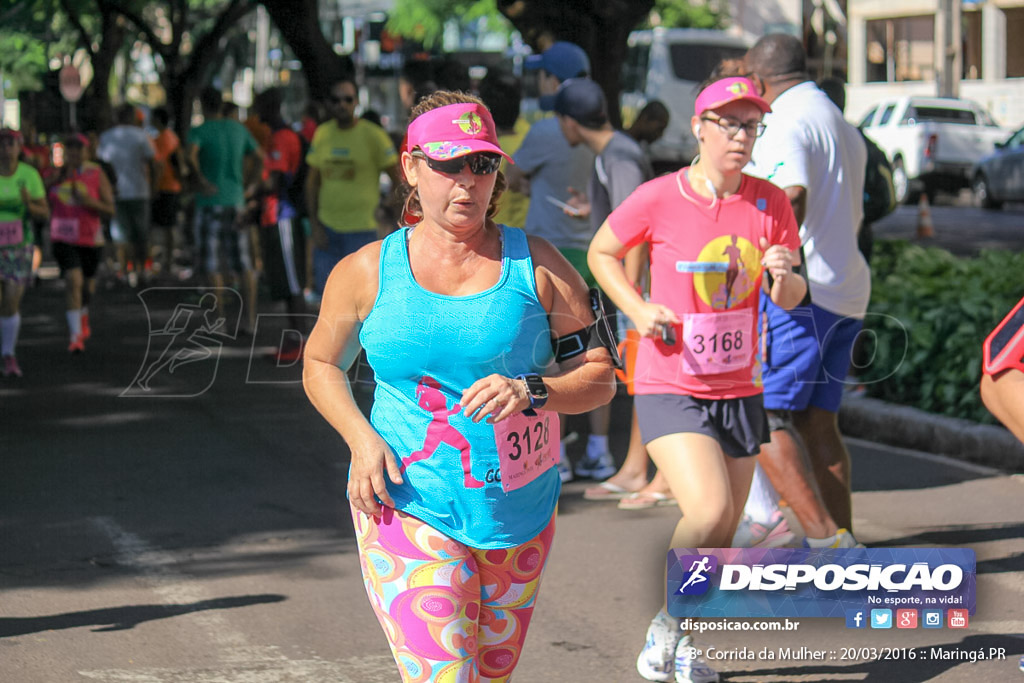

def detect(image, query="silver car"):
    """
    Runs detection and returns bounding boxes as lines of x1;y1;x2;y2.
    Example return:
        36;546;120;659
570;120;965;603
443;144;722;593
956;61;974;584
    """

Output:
971;125;1024;209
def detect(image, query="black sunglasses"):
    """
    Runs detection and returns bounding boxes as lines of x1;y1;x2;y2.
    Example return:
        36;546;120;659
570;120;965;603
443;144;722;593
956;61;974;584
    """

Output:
328;94;356;104
412;150;502;175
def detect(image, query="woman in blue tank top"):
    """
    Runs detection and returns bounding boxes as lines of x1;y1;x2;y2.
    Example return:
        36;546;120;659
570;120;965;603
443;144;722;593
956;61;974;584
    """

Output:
303;91;615;682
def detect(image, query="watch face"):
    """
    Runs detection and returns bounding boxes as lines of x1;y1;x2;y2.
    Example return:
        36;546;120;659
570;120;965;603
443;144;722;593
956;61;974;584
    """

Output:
521;374;547;400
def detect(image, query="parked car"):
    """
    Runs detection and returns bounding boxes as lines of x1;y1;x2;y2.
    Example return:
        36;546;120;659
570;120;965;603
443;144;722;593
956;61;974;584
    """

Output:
620;27;750;173
971;124;1024;209
859;96;1011;203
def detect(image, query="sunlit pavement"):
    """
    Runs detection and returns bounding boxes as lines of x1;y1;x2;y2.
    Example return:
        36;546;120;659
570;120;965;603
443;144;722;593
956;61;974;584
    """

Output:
3;277;1022;682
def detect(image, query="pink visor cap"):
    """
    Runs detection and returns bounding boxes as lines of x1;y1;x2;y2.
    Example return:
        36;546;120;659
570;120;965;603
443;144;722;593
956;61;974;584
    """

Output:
694;77;771;117
406;102;513;163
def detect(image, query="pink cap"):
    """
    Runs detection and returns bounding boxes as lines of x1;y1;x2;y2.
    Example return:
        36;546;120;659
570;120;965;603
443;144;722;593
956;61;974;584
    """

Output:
694;77;771;117
406;102;512;163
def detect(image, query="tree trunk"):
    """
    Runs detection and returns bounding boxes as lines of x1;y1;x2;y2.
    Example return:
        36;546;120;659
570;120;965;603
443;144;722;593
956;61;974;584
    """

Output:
261;0;352;101
497;0;654;129
83;9;123;132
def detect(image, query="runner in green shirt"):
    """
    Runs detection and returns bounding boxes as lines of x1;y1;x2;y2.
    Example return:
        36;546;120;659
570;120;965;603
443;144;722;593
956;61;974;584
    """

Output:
0;128;49;377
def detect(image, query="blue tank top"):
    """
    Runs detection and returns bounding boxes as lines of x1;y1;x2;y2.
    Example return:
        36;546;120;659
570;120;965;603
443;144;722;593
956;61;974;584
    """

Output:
359;225;558;548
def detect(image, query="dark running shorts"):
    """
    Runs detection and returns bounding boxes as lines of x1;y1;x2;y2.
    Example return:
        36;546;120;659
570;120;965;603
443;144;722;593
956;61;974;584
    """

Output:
53;242;102;278
152;192;180;228
634;393;769;458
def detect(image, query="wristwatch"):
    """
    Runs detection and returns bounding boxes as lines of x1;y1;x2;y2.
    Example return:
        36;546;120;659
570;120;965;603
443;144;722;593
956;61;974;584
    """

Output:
516;373;548;416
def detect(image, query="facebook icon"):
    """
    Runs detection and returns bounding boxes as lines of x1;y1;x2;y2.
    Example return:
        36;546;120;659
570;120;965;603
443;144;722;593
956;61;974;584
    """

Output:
846;609;867;629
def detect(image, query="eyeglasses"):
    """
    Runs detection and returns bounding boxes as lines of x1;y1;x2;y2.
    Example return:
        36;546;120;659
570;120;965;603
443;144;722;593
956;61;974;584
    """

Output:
412;150;502;175
328;94;356;104
701;115;766;139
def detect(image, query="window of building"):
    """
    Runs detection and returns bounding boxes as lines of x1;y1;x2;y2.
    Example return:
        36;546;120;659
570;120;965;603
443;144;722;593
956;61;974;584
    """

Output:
963;9;982;80
1008;8;1024;78
865;15;936;82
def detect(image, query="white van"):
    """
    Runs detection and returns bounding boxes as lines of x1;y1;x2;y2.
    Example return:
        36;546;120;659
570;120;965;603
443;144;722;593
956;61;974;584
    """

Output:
621;28;751;171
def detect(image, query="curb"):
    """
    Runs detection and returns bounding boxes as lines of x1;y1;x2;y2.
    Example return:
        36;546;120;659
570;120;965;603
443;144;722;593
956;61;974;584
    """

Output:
838;395;1024;472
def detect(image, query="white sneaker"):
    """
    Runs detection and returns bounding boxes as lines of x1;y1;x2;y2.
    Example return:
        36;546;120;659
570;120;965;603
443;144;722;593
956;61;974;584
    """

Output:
575;447;616;480
802;528;865;549
556;458;574;483
731;511;796;548
675;635;719;683
636;613;682;682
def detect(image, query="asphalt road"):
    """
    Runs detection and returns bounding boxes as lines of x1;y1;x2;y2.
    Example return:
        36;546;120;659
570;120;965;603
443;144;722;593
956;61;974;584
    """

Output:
2;279;1023;683
872;192;1024;256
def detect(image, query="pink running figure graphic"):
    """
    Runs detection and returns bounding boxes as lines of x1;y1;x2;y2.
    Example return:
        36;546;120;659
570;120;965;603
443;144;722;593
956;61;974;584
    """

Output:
723;234;744;308
403;376;484;488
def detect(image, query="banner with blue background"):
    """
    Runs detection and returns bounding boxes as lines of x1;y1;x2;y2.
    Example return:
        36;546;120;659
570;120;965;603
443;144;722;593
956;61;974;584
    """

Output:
667;548;975;618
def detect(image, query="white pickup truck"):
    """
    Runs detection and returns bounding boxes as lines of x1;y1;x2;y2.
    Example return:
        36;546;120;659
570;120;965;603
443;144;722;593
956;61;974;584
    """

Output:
858;96;1011;203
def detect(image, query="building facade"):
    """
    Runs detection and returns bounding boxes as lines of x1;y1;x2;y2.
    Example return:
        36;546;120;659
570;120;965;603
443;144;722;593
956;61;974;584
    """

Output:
848;0;1024;126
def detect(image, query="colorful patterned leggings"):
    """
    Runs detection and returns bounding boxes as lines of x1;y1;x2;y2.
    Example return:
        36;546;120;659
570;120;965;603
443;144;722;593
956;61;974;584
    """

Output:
351;505;556;682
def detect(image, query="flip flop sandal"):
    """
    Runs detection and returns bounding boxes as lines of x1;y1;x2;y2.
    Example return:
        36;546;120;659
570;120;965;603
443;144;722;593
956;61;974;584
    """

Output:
583;481;638;501
617;491;677;510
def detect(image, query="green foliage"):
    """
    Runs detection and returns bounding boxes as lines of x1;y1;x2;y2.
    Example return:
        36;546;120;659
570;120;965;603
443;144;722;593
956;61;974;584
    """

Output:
387;0;511;47
646;0;728;29
859;240;1024;423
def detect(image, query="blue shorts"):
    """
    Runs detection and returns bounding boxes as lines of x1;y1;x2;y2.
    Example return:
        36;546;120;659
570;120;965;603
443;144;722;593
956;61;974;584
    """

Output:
313;228;377;295
759;297;863;413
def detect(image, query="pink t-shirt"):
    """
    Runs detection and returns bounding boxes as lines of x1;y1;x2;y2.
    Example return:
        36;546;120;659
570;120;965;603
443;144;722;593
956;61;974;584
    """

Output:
609;169;800;399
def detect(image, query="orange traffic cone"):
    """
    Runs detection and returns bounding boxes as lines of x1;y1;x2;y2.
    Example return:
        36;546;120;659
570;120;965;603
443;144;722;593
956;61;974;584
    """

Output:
916;194;935;238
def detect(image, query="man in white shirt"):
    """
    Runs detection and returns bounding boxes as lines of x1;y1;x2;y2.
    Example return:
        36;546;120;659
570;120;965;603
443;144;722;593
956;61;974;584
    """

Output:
742;34;868;548
98;104;156;285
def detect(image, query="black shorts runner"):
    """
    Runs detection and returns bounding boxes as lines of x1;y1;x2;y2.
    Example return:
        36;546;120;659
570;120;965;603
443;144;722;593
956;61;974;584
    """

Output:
53;242;102;278
634;393;769;458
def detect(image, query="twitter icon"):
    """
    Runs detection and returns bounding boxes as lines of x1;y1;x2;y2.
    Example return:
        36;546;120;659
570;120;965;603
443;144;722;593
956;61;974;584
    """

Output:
871;609;892;629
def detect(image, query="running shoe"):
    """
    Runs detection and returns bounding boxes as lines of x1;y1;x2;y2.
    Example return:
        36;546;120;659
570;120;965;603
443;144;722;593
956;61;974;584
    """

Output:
575;446;617;480
802;528;865;549
637;614;683;682
68;335;85;354
675;635;719;683
81;313;91;340
732;511;796;548
2;355;22;378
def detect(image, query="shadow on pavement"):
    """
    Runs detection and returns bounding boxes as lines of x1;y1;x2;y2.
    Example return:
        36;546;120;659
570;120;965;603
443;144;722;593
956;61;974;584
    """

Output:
0;593;286;637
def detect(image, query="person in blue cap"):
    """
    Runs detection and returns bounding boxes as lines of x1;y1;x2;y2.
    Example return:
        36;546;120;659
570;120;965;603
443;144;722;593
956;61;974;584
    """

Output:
508;41;618;484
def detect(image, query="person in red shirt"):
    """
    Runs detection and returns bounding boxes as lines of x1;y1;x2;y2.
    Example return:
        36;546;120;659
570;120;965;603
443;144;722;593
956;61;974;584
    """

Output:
251;88;308;362
589;77;806;683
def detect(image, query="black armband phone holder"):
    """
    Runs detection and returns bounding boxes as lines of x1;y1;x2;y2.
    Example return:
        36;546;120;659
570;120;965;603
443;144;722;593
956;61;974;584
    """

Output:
551;289;623;369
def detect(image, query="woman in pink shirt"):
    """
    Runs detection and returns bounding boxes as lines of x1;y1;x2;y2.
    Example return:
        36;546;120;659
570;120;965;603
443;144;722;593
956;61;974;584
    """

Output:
48;133;115;352
588;77;807;683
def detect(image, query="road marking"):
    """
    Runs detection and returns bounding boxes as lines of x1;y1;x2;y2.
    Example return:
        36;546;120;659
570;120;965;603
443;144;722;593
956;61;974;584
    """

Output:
86;518;397;682
90;516;247;651
79;655;397;683
846;437;1005;476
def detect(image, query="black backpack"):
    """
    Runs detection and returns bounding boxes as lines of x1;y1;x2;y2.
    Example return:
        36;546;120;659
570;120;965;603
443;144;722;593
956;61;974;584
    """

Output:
861;131;896;223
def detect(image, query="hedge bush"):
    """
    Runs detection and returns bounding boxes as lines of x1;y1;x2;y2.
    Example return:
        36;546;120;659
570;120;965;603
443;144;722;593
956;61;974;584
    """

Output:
858;241;1024;423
